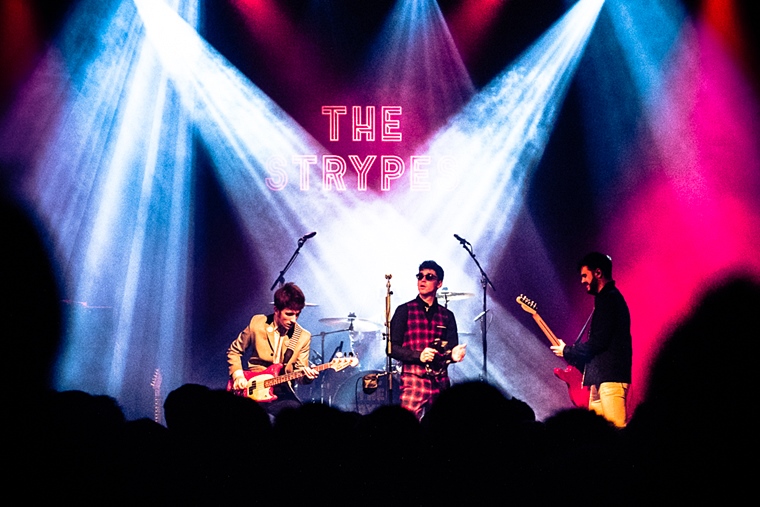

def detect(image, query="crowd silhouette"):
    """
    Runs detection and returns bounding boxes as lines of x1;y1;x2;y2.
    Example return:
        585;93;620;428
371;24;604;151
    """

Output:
5;186;758;505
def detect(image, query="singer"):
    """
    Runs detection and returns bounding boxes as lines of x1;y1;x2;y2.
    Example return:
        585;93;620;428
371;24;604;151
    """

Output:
390;260;467;421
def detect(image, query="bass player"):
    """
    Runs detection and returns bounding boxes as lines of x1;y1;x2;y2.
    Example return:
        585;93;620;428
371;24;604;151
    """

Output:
227;282;319;418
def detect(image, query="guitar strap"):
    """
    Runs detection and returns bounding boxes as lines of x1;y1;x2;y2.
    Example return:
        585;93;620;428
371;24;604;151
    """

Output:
574;309;594;345
281;324;303;368
574;309;594;385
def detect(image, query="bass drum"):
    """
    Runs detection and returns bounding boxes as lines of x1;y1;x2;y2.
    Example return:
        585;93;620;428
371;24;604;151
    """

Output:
330;370;400;415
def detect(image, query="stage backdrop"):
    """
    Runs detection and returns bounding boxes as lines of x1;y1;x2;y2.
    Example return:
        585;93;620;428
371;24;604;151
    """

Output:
1;0;759;422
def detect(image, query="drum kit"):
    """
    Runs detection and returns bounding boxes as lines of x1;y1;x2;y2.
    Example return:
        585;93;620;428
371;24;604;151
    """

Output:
272;235;480;410
296;288;474;414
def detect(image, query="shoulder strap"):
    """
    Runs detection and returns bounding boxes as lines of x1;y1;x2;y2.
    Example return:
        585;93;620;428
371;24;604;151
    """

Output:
282;324;303;365
573;309;594;345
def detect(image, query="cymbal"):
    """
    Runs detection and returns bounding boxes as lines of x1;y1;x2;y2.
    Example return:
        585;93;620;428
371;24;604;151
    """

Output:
436;290;474;302
269;302;319;307
319;315;382;332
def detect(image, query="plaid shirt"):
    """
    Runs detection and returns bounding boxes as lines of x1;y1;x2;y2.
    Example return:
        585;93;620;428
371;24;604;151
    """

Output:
391;297;455;378
390;296;458;419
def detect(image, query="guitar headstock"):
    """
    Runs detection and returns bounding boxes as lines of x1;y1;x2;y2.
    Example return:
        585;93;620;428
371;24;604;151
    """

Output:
331;355;359;372
516;294;538;315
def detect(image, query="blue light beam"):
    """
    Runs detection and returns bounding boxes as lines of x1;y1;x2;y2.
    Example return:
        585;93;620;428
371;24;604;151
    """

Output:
389;0;607;411
0;0;200;418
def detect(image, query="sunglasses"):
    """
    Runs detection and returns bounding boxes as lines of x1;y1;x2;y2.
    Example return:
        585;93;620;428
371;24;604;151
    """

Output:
416;273;439;281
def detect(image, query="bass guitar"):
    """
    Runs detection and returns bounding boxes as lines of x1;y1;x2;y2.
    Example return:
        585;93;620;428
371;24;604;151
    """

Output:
516;295;589;408
227;355;358;402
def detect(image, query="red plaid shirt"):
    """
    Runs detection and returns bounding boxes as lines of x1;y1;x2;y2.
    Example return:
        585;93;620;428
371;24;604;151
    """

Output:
390;296;458;419
390;297;457;378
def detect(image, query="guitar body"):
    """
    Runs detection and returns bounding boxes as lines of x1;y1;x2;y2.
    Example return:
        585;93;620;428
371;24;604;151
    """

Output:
553;365;589;409
227;364;284;402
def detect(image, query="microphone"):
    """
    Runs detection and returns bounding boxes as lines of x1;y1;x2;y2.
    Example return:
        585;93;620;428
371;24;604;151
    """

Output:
300;231;317;242
454;234;470;245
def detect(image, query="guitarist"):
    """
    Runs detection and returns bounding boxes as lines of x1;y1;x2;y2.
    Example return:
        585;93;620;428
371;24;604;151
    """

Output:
550;252;632;428
390;260;467;421
227;282;319;417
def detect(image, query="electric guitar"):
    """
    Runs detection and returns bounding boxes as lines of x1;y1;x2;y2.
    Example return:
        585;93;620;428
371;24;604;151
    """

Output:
151;368;163;424
516;295;589;409
227;355;359;402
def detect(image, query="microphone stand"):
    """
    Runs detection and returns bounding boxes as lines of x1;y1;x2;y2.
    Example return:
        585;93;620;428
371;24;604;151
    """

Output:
360;276;395;410
270;235;312;291
384;274;394;405
456;237;496;382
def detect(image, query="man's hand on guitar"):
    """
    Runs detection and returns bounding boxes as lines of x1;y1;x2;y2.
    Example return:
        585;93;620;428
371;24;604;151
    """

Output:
550;339;566;358
301;365;320;380
232;370;248;390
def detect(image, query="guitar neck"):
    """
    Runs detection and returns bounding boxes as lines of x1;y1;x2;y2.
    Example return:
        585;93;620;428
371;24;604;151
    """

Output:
532;313;560;347
151;368;162;425
154;395;161;424
263;362;333;388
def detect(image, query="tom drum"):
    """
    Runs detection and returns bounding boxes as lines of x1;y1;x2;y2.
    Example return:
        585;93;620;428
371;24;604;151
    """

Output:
329;370;400;415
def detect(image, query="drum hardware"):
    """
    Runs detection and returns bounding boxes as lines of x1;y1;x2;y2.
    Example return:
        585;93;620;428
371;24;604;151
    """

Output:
305;274;402;412
362;371;383;394
360;364;400;393
318;313;382;332
362;374;378;393
326;276;397;410
312;327;352;404
319;313;381;368
313;327;351;361
331;369;400;414
436;288;474;307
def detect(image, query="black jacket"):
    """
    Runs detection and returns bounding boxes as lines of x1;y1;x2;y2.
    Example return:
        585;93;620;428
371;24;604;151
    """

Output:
564;281;632;386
